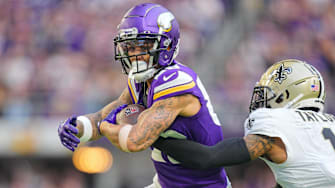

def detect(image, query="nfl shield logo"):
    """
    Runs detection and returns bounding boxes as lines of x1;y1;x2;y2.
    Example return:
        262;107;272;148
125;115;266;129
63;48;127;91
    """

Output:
125;106;139;116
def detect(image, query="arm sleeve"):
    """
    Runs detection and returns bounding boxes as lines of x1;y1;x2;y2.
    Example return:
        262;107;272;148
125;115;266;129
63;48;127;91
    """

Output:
153;137;251;169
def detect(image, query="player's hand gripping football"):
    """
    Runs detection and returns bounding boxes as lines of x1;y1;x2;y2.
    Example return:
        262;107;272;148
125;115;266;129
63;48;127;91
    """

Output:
103;104;128;124
58;116;80;152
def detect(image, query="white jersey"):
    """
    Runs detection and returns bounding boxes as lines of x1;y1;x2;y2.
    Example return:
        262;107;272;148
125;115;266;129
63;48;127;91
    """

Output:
244;108;335;188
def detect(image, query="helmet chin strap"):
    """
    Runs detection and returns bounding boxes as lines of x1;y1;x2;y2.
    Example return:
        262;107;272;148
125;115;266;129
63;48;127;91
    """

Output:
128;61;158;83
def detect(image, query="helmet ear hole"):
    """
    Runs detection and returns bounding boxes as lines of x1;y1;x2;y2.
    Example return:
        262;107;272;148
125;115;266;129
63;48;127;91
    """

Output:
275;93;284;104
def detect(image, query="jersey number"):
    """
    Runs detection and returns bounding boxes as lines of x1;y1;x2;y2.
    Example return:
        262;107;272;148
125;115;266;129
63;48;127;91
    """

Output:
322;128;335;150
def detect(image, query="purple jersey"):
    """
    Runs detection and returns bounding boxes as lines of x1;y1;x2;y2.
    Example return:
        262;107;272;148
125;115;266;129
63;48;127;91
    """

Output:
128;61;229;187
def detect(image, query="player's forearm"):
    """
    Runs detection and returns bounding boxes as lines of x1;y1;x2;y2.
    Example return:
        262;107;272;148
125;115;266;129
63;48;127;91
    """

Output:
153;138;214;169
153;137;251;169
100;121;123;149
100;121;154;152
75;111;103;141
125;99;180;152
127;133;153;152
101;96;181;152
75;99;128;141
125;114;169;152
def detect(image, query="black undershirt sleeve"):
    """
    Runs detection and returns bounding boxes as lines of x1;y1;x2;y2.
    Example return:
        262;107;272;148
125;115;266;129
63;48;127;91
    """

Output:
152;137;251;169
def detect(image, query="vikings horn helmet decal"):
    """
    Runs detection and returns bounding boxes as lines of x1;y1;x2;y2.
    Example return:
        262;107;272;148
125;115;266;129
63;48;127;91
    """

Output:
114;3;180;82
249;59;325;112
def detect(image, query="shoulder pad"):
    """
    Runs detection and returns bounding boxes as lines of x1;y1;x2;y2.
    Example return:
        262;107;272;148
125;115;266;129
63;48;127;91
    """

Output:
244;108;282;138
151;65;196;101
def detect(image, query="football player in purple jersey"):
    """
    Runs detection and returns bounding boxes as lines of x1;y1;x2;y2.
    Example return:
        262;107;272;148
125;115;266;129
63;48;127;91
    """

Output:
58;3;231;188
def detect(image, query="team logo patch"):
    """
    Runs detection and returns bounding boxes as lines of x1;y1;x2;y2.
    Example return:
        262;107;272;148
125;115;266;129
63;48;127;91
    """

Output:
247;118;255;129
124;106;139;116
163;72;176;81
157;12;175;32
274;64;292;84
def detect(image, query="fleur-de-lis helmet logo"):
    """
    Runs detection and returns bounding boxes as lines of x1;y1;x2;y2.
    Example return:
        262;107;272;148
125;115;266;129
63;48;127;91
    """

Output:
274;64;292;84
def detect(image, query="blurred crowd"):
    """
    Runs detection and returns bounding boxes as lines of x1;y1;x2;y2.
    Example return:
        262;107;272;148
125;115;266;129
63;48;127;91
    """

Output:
0;0;335;187
0;158;87;188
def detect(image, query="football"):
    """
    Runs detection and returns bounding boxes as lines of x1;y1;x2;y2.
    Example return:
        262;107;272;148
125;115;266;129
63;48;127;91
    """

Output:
116;104;146;125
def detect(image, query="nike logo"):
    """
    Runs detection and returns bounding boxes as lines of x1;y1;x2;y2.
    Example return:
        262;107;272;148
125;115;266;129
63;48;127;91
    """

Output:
163;72;177;81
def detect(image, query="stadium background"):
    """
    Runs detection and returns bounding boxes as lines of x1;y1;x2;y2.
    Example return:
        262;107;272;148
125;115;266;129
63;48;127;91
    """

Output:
0;0;334;187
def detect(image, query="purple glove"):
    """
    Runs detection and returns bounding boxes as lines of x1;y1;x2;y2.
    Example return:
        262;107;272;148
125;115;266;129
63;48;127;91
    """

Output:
58;116;80;152
103;104;128;124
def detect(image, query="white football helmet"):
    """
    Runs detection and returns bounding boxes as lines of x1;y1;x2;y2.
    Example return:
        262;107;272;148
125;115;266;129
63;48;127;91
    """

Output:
249;59;325;112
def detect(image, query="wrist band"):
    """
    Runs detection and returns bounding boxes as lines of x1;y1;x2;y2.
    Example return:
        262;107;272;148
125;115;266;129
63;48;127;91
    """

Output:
119;124;133;152
77;116;93;142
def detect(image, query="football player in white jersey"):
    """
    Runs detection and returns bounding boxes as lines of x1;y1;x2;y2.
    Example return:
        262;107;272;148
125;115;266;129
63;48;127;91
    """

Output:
154;59;335;188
